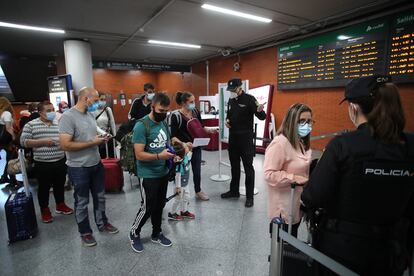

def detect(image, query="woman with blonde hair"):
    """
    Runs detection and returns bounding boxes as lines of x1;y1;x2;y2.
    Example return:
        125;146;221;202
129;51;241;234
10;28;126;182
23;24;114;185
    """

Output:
264;103;313;237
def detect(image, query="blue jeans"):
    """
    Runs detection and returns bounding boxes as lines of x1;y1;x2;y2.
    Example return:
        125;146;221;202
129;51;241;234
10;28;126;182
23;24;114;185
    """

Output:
68;163;108;235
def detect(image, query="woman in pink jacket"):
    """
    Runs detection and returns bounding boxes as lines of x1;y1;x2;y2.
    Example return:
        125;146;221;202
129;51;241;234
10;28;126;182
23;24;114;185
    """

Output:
264;103;313;237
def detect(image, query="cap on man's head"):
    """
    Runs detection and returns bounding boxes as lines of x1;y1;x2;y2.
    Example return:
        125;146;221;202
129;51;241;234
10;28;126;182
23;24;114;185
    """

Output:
144;83;154;91
340;75;392;104
227;78;242;92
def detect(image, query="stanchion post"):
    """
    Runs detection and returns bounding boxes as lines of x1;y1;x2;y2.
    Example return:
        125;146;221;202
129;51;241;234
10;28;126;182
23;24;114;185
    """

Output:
210;127;231;182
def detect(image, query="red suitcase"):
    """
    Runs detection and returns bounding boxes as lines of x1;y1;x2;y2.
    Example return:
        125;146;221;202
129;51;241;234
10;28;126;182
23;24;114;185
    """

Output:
102;142;124;192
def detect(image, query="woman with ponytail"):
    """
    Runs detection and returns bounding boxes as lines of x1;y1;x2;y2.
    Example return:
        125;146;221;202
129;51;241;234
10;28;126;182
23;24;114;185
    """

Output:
302;75;414;276
170;91;215;201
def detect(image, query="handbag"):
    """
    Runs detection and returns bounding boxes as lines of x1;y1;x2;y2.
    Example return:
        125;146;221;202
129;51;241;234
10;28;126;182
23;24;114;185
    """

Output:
7;158;29;175
187;118;208;139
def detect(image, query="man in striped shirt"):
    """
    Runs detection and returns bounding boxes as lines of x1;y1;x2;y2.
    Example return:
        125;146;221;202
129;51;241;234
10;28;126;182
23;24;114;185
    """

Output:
20;101;73;223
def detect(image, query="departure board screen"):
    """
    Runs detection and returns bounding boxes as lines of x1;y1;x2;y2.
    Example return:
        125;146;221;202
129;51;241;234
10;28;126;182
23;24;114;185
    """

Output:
387;11;414;83
277;9;414;90
278;20;388;90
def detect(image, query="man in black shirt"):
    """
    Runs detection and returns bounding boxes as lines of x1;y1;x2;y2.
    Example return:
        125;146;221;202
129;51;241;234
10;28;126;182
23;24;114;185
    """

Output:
128;83;154;121
221;78;266;207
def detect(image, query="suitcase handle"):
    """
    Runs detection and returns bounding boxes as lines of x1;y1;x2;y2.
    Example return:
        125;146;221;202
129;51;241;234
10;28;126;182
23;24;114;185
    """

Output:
18;149;30;197
288;182;304;235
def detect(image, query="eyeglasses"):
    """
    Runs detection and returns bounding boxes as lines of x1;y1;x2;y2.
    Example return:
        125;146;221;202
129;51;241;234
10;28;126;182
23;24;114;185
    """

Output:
298;119;315;126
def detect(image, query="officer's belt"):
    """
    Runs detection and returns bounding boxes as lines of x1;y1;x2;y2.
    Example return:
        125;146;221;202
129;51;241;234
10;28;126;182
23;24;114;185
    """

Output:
323;218;391;240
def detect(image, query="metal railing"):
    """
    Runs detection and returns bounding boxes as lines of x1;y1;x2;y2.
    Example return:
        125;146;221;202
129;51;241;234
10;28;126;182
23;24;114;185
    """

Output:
270;217;359;276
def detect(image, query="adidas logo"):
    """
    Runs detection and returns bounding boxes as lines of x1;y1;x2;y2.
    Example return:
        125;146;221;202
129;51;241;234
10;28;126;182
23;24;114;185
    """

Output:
150;129;167;149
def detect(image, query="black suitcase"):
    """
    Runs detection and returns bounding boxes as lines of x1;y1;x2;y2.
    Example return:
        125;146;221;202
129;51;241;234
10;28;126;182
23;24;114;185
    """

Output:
5;149;38;244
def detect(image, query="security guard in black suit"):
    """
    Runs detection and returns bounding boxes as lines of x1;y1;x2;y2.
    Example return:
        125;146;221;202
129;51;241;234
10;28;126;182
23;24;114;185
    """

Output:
221;78;266;207
302;75;414;276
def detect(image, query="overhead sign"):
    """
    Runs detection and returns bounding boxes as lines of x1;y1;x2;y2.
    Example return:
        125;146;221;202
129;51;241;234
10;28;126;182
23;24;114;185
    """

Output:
277;9;414;89
93;60;191;72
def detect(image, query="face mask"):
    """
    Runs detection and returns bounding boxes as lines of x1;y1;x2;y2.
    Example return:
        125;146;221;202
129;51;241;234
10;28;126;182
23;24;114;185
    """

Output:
147;93;155;101
229;92;238;99
187;103;196;110
153;110;167;122
298;123;312;138
98;101;106;109
46;112;56;121
87;101;100;113
61;107;69;113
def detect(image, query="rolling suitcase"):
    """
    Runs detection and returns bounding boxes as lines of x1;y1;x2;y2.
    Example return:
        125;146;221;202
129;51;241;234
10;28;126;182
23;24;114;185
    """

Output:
102;141;124;192
269;183;315;275
282;183;315;275
5;149;38;244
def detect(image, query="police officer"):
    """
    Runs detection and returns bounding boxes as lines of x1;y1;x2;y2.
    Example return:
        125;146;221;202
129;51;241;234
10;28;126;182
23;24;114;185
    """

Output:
221;78;266;207
301;75;414;275
128;83;155;120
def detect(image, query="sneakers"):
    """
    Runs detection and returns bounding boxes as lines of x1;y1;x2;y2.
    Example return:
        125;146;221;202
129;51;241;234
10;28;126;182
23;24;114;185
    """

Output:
181;211;195;220
196;191;209;201
81;234;97;247
245;198;254;208
41;207;53;223
151;233;172;247
129;232;144;253
55;203;73;215
221;191;240;199
168;212;183;221
99;223;119;234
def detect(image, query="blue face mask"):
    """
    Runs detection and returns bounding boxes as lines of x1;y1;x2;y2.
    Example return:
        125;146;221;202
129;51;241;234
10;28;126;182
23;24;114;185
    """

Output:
147;93;155;101
98;101;106;109
46;112;56;121
187;103;196;110
61;107;69;113
87;102;100;113
298;123;312;138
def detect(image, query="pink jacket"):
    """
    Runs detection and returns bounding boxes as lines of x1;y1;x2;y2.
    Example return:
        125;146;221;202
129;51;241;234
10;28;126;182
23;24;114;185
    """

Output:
264;134;312;224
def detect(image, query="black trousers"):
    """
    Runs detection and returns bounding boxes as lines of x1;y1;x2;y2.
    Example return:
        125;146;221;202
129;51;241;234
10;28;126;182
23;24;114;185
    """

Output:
316;230;396;276
228;132;255;199
282;222;300;238
98;139;115;159
191;147;202;193
130;175;169;237
35;158;67;209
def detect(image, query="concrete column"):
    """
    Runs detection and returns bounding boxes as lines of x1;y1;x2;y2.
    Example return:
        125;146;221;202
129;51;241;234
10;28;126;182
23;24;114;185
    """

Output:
63;40;93;95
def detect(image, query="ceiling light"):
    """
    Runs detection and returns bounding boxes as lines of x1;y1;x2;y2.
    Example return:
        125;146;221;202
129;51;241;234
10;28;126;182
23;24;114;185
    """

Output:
201;4;272;23
0;21;65;34
148;40;201;49
337;35;351;40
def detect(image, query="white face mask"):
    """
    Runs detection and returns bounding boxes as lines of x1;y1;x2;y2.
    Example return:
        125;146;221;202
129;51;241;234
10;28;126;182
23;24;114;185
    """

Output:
229;92;238;99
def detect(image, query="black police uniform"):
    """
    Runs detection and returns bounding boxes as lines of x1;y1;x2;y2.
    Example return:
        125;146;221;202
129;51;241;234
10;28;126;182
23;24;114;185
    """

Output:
226;91;266;199
302;123;414;275
128;95;151;121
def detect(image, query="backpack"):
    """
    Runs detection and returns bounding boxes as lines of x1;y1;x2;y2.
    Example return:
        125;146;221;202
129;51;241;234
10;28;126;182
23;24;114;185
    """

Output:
120;132;136;176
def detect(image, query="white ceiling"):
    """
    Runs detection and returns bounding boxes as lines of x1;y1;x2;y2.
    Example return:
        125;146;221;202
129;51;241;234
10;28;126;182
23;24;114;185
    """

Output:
0;0;410;64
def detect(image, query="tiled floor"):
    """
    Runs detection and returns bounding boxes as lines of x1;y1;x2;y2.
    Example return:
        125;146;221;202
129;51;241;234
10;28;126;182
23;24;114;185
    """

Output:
0;150;320;276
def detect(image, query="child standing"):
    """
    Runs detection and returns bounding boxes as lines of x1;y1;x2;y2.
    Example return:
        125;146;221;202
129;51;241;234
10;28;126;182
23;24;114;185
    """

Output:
168;141;195;221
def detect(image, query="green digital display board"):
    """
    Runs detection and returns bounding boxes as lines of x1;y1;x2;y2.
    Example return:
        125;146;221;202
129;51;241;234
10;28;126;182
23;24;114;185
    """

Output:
277;9;414;90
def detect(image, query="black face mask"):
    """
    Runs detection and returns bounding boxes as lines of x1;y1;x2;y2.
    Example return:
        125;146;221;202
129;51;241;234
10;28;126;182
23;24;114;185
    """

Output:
153;110;167;122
